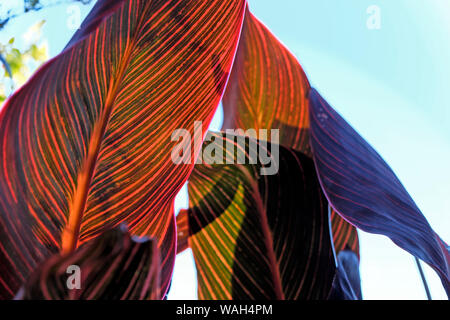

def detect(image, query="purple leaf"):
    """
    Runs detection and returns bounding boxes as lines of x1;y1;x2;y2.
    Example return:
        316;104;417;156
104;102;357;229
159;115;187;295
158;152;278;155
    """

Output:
308;88;450;297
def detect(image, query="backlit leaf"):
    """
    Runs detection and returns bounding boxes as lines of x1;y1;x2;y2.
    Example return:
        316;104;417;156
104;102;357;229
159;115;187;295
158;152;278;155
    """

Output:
330;209;359;257
186;132;335;299
0;0;246;299
222;8;359;257
176;209;189;254
223;8;310;154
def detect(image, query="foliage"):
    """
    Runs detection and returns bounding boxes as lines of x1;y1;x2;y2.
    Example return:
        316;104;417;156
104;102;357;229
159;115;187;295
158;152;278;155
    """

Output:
0;20;48;104
0;0;245;299
17;225;160;300
0;0;448;300
0;0;93;30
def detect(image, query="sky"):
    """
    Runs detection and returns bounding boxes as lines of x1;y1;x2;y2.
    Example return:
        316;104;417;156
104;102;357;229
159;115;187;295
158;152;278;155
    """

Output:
1;0;449;300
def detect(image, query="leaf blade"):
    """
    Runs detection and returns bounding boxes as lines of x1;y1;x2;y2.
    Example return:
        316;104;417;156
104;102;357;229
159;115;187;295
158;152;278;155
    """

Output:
331;209;359;257
187;132;335;299
0;0;247;299
309;88;450;296
221;8;359;257
223;8;311;154
176;209;189;254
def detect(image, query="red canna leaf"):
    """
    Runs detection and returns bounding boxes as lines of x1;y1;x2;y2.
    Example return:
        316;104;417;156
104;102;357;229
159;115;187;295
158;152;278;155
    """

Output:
309;88;450;296
0;0;246;299
223;7;311;155
221;8;359;258
176;209;189;254
185;132;335;300
330;209;359;257
16;225;160;300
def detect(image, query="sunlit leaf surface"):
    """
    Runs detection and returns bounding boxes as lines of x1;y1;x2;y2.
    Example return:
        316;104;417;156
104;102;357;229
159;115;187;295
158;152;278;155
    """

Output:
0;0;246;298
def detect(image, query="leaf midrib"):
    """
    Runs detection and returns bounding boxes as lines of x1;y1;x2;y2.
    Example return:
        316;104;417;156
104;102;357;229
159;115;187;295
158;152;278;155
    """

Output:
61;2;153;253
243;168;285;299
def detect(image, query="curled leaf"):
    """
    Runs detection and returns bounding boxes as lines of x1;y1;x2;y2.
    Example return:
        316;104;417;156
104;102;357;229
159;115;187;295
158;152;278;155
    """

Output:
329;250;362;300
17;225;160;300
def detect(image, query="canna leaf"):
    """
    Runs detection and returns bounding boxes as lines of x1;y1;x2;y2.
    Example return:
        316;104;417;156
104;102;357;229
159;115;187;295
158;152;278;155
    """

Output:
308;88;450;296
17;225;160;300
330;209;359;256
186;132;335;299
221;8;359;257
223;8;310;155
0;0;246;299
176;209;189;254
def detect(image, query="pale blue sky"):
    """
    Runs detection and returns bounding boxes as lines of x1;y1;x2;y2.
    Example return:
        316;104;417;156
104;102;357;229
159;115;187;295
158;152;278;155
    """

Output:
1;0;448;300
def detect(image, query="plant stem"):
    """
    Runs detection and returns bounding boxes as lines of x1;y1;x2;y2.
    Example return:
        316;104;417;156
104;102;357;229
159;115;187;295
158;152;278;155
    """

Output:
415;257;431;300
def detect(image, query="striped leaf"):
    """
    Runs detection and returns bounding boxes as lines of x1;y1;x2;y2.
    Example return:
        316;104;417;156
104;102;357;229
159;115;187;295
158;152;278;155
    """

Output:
221;8;359;257
309;88;450;296
186;132;335;299
223;8;310;154
331;209;359;256
0;0;246;299
176;209;189;254
17;225;160;300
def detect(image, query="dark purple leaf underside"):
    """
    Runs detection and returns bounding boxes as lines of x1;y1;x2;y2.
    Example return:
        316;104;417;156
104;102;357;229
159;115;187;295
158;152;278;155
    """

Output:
329;250;362;300
308;88;450;296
